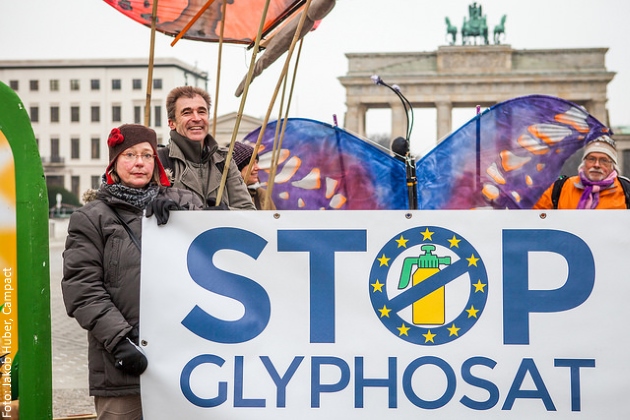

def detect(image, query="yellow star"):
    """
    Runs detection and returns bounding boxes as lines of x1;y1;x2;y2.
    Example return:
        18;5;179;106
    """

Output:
421;228;434;241
371;279;384;292
447;323;460;336
467;254;480;267
448;235;461;248
472;279;486;293
377;254;390;267
423;329;436;343
379;305;392;318
398;323;410;336
466;305;480;318
395;235;409;248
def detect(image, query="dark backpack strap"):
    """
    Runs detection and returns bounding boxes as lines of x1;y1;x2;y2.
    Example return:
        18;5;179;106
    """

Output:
617;176;630;209
551;175;569;209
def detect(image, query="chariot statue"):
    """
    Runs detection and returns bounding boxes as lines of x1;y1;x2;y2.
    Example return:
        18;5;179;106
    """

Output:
461;2;488;45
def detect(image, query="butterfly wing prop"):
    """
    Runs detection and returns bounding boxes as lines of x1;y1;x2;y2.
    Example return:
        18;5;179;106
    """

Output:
102;0;304;44
415;94;610;209
243;118;408;210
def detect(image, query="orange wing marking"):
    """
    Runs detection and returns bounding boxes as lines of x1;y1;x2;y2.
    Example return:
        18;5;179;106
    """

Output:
528;124;572;146
274;156;301;183
329;194;347;209
291;168;321;190
500;150;531;172
486;162;506;185
325;177;338;199
482;184;500;200
554;107;590;133
517;132;549;155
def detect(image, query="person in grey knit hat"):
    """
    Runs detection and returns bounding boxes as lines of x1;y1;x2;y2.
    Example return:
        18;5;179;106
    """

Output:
534;134;629;209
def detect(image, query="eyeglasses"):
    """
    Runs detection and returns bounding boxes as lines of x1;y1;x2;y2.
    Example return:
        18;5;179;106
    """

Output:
584;156;613;166
120;152;155;162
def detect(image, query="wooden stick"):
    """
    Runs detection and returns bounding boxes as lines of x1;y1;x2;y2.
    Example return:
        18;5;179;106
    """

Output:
243;0;314;207
144;0;159;127
215;0;271;205
212;0;228;138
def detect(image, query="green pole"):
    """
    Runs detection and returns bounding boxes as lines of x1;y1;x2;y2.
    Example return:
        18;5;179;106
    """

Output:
0;81;52;418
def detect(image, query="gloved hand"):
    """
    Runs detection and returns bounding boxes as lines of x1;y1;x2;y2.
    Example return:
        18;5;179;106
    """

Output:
205;198;230;210
146;197;181;225
113;336;148;376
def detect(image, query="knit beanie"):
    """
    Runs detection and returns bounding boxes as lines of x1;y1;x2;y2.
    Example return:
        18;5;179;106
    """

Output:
105;124;170;186
232;141;256;171
582;135;617;164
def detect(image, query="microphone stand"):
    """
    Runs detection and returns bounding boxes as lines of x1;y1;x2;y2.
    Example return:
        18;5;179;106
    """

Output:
371;75;417;209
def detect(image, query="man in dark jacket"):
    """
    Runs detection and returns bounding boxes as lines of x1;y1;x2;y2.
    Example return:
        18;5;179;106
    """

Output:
159;86;255;210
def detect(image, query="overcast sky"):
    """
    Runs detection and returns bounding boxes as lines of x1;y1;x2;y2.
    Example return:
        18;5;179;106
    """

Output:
2;0;628;155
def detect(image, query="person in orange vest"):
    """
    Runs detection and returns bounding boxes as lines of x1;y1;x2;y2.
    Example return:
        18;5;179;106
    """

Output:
534;135;629;209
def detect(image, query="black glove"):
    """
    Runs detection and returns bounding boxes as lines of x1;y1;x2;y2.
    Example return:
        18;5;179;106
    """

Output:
146;197;181;225
113;336;148;376
205;198;230;210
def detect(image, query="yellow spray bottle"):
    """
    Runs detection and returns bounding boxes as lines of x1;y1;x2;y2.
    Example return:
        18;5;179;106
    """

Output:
398;245;451;325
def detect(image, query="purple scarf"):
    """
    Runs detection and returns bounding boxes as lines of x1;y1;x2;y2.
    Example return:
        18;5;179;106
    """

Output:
577;169;617;209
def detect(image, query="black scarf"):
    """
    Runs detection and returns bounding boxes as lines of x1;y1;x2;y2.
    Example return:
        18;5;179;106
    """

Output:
102;182;159;210
170;130;217;164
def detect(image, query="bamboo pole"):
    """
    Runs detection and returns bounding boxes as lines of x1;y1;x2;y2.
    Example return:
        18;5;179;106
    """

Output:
241;0;313;206
263;38;304;209
212;0;228;138
144;0;159;127
215;0;272;205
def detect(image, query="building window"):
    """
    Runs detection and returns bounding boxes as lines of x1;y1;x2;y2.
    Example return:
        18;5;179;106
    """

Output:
50;79;59;91
91;137;100;159
70;79;80;91
51;138;60;162
9;80;18;91
30;106;39;123
71;106;80;122
71;138;80;159
112;105;122;122
91;106;100;123
29;80;39;91
154;106;162;127
71;176;80;198
112;79;121;90
134;106;142;124
153;79;163;90
50;106;60;123
132;79;142;90
91;175;101;189
90;79;100;90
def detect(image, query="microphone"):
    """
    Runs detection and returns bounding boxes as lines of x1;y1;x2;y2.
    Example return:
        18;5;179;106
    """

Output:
371;74;382;85
391;136;408;162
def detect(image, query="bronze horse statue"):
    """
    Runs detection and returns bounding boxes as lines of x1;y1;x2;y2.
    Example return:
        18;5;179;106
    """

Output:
444;17;457;45
493;14;507;44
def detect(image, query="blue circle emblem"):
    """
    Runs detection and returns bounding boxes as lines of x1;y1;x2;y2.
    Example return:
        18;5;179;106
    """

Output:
369;226;488;345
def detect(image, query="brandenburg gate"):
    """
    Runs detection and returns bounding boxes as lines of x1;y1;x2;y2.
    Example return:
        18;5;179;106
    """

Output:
339;45;615;142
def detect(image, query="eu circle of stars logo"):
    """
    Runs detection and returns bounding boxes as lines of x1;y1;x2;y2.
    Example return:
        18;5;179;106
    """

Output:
369;226;488;345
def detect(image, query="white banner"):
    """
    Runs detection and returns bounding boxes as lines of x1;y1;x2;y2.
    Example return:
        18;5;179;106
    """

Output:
140;210;630;419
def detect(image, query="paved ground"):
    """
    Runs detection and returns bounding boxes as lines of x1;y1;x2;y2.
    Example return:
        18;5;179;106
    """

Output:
49;218;96;418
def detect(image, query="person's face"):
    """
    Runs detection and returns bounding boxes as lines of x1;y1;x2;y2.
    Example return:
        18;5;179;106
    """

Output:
583;152;614;182
115;142;155;188
168;94;209;142
240;159;260;186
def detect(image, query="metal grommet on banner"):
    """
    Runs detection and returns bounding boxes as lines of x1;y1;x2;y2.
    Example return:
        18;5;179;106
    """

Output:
540;212;547;219
274;213;281;219
405;213;412;219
